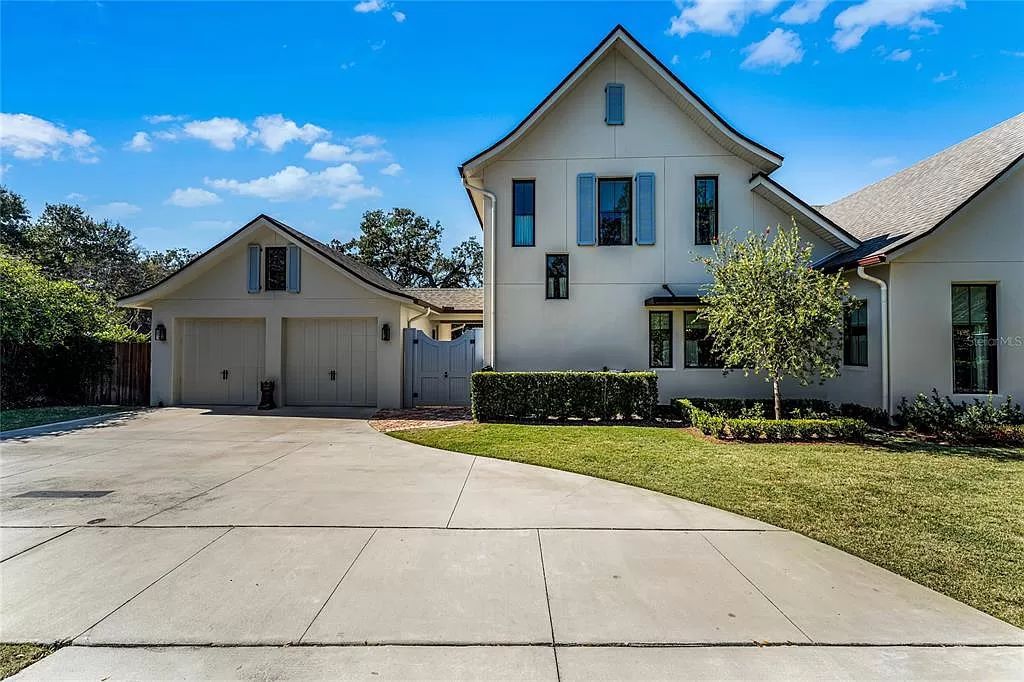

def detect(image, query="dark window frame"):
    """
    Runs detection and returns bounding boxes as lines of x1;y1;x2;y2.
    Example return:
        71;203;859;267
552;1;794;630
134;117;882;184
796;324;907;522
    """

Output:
843;299;869;367
597;177;632;246
694;175;719;246
545;253;569;300
951;284;998;394
512;179;536;247
683;310;724;369
264;246;287;291
649;311;673;368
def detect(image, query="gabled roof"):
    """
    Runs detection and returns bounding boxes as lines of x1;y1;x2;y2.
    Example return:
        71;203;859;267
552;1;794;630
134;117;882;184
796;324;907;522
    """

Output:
459;24;783;184
402;287;483;313
118;214;450;312
818;113;1024;269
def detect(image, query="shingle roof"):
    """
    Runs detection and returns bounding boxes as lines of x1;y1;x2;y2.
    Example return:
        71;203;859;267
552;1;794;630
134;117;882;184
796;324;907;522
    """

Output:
818;113;1024;269
401;287;483;313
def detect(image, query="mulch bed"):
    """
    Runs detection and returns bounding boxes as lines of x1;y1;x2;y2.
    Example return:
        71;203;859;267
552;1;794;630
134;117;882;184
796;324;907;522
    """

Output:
370;407;473;432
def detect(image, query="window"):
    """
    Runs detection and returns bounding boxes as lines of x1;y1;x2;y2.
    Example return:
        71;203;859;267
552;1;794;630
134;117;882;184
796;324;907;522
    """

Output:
843;300;868;366
952;284;997;394
605;83;624;125
265;246;287;291
598;178;631;246
684;311;724;368
695;176;718;245
545;254;568;299
649;311;672;368
512;179;535;246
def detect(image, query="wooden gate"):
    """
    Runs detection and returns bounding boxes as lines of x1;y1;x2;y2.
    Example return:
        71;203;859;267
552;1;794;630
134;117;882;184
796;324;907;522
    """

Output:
403;328;484;407
90;342;151;406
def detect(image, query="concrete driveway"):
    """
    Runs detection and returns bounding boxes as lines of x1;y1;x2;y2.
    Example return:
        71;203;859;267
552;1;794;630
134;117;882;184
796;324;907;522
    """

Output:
1;408;1021;680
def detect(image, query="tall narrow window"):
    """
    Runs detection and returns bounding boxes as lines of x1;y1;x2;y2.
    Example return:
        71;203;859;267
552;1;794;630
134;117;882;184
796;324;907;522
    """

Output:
695;176;718;245
843;300;868;366
952;284;997;393
684;311;724;368
649;311;672;368
265;246;287;291
512;179;535;247
545;254;568;299
598;178;631;246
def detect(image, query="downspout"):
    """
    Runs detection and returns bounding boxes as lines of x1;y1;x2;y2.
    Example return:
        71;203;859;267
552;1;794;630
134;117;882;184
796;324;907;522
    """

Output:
856;266;890;417
463;179;496;367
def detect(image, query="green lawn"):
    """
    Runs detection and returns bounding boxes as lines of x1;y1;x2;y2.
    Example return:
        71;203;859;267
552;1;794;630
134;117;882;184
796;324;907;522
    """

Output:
392;424;1024;628
0;405;126;432
0;644;50;679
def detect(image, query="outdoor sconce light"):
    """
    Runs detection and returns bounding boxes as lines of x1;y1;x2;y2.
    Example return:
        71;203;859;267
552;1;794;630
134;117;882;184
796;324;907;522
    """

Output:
154;323;167;342
381;323;391;342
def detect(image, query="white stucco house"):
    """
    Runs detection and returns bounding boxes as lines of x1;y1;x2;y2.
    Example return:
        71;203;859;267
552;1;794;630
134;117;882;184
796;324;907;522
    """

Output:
459;25;1023;412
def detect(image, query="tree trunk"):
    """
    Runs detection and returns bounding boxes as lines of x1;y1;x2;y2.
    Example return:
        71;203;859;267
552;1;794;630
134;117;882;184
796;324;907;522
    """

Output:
772;378;782;420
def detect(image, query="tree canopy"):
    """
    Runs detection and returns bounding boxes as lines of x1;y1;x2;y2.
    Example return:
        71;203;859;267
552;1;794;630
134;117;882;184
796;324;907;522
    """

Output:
696;221;848;419
334;208;483;288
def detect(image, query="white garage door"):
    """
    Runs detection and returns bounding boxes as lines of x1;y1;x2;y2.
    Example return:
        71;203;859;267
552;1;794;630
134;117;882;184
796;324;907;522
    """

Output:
180;318;266;405
284;318;377;406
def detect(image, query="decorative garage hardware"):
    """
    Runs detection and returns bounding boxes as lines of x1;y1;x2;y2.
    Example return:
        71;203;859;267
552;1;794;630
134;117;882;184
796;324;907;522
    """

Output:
329;370;337;381
16;490;113;498
221;369;230;380
258;380;276;410
381;323;391;342
403;327;484;407
153;323;167;342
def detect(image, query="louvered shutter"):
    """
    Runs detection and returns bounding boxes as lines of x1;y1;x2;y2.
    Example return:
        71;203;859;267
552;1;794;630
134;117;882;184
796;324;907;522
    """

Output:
635;172;655;245
286;244;301;293
605;83;624;125
247;245;261;293
577;173;596;246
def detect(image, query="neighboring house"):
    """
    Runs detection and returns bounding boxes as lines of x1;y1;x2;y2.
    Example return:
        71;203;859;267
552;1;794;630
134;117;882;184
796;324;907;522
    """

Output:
459;25;1023;411
119;215;482;408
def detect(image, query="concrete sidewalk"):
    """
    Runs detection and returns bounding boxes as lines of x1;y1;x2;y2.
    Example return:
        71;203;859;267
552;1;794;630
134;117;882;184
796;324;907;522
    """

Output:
1;408;1022;679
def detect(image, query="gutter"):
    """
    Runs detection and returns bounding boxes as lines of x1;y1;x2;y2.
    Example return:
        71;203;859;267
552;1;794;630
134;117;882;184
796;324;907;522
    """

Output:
856;266;890;418
462;179;497;367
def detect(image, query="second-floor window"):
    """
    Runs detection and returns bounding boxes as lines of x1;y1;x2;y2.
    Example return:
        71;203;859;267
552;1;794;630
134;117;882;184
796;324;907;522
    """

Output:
695;176;718;245
512;179;535;247
545;254;568;299
265;246;287;291
598;178;632;246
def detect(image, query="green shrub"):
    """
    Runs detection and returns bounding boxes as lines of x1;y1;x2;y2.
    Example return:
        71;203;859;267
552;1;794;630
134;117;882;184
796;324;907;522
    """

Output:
896;389;1024;442
673;397;836;419
678;397;867;441
471;371;658;422
839;402;889;427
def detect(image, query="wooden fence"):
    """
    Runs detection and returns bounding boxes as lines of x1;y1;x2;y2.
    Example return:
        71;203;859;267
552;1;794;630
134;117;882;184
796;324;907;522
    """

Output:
90;342;151;406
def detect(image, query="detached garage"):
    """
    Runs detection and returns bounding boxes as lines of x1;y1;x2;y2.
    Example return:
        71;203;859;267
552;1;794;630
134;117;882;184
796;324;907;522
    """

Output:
118;214;483;409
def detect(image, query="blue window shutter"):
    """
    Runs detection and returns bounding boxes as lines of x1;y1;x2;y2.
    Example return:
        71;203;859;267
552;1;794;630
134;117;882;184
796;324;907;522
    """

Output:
605;83;624;125
286;244;301;293
576;173;596;246
635;172;656;245
247;245;260;293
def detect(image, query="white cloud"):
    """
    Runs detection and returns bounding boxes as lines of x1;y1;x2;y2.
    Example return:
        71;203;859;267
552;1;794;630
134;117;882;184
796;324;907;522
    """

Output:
66;192;88;201
144;114;186;124
249;114;328;152
182;117;250;150
346;134;385;148
206;164;381;208
832;0;963;52
166;187;222;208
741;28;804;70
380;163;403;176
354;0;385;12
192;219;235;231
778;0;830;25
886;48;912;61
699;49;712;60
932;70;957;82
125;131;153;152
1001;50;1024;58
340;61;357;70
0;164;11;178
370;40;386;51
668;0;781;38
869;155;898;167
0;113;98;162
670;54;680;65
94;201;141;218
392;10;406;22
305;141;391;163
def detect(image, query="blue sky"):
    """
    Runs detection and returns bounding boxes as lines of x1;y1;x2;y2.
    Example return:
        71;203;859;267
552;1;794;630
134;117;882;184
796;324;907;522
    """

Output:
2;1;1022;254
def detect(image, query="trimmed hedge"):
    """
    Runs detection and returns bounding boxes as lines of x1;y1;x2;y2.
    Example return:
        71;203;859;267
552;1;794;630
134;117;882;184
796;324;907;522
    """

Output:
672;397;835;425
676;398;867;441
471;371;658;422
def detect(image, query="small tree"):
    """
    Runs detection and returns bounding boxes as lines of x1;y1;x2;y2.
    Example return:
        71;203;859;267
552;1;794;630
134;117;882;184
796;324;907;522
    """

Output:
696;221;848;420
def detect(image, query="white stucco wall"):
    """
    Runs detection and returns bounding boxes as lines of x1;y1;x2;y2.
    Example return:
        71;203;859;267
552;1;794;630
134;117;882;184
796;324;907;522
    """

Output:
146;221;417;408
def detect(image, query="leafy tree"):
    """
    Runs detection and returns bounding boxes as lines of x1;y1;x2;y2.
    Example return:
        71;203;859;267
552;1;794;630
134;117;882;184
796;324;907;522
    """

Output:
1;185;32;250
137;248;199;288
335;208;483;288
696;221;848;420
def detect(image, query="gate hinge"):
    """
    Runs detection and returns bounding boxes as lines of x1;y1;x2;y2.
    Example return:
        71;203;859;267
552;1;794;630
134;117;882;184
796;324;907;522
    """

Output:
413;392;419;397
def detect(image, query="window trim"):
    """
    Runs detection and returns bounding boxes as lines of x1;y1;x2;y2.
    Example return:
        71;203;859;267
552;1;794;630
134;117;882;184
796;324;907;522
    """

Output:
264;245;288;292
597;176;633;246
649;311;673;368
951;283;998;394
511;178;536;247
545;253;569;300
694;175;719;246
843;299;869;367
683;309;724;369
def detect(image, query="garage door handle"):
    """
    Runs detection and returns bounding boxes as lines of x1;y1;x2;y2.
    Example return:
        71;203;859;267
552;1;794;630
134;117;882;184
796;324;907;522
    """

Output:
221;369;229;380
443;371;448;378
329;370;337;381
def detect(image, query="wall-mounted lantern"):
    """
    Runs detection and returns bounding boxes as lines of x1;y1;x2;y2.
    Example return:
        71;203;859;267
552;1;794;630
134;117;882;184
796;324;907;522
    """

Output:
381;323;391;342
154;323;167;342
